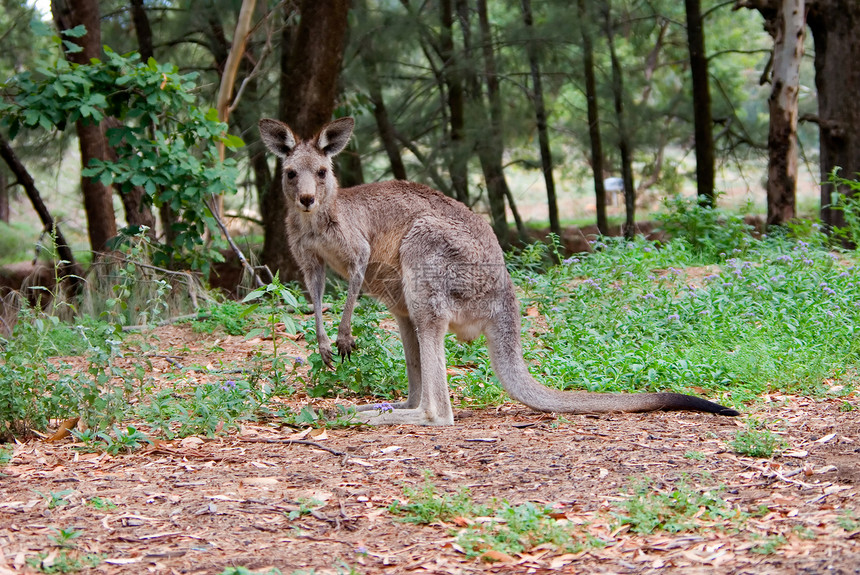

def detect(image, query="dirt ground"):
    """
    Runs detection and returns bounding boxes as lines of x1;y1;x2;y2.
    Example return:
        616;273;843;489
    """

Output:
1;324;859;575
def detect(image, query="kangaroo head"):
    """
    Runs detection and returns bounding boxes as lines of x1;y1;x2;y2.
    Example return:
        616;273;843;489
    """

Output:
259;117;354;212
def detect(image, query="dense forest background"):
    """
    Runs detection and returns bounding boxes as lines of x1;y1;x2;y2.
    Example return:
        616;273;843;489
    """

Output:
1;0;859;283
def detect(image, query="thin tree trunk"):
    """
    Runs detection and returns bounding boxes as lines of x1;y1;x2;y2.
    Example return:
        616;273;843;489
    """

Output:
440;0;469;205
124;0;158;236
216;0;257;161
766;0;805;227
578;0;608;236
685;0;716;206
52;0;117;253
0;169;8;224
604;2;636;239
366;61;407;180
457;0;507;247
0;136;83;288
262;0;349;282
475;0;524;245
521;0;560;238
130;0;154;60
807;0;860;232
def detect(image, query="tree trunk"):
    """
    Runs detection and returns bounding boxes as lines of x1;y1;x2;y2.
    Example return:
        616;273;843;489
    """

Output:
738;0;860;231
685;0;716;207
440;0;469;205
336;139;365;188
521;0;560;238
806;0;860;231
366;61;407;180
476;0;525;245
0;169;8;224
52;0;118;253
578;0;608;236
0;136;83;289
766;0;805;227
261;0;349;282
456;0;507;247
129;0;154;60
604;3;636;239
123;1;158;236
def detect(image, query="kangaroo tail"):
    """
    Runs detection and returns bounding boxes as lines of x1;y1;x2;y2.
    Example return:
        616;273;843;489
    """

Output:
485;320;739;417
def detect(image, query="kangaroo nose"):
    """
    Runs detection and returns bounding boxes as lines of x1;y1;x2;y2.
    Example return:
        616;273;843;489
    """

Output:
299;195;315;208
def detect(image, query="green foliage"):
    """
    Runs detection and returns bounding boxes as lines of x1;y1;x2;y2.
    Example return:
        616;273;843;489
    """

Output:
85;497;116;511
613;479;744;535
837;510;859;531
0;444;12;465
456;501;587;558
514;236;860;403
731;425;787;458
72;425;152;455
0;39;241;272
27;551;103;574
827;169;860;246
193;301;255;336
389;474;489;524
306;294;407;399
656;194;754;262
34;489;74;510
48;528;82;549
140;378;266;438
750;534;787;555
218;568;282;575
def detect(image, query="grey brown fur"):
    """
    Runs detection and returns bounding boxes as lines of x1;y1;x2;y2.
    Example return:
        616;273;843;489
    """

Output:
259;117;739;426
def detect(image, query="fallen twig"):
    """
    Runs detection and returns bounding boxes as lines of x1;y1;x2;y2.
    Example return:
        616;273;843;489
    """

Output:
237;437;347;457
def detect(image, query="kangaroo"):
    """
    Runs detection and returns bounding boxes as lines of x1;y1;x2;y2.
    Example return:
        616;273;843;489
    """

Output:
259;117;740;426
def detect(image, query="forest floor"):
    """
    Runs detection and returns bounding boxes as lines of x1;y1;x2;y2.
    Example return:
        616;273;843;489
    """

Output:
1;324;859;575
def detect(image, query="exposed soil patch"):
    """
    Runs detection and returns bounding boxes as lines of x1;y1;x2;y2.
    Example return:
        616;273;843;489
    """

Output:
1;324;858;575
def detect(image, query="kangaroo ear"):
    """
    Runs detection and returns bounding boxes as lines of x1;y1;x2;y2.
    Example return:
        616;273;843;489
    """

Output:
259;118;298;158
316;117;354;157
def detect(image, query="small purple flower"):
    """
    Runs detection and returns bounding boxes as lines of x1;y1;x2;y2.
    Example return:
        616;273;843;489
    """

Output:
803;258;814;265
669;267;683;275
776;255;793;263
294;357;305;366
374;402;394;413
356;546;368;555
770;274;786;282
840;272;850;278
221;380;237;391
643;293;658;300
755;285;766;291
704;274;719;282
667;314;680;321
563;257;580;265
643;246;653;253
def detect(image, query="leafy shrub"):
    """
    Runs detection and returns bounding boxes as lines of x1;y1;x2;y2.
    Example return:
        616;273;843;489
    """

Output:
657;193;754;262
306;294;407;399
613;479;744;534
1;38;242;272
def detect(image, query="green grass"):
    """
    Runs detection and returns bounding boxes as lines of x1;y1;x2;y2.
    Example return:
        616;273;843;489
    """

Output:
508;235;860;407
612;478;746;535
731;426;787;458
389;475;595;558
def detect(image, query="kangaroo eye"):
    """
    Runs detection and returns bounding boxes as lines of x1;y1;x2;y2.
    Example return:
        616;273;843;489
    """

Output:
317;168;327;178
286;169;297;180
